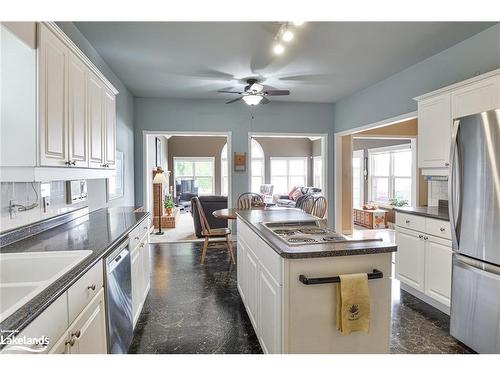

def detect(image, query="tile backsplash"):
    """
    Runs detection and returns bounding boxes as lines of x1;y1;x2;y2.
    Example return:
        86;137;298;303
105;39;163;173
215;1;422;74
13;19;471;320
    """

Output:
427;179;448;207
0;179;109;233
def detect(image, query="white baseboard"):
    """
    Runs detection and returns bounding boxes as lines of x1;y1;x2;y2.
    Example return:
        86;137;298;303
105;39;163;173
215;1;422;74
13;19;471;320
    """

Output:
400;282;450;315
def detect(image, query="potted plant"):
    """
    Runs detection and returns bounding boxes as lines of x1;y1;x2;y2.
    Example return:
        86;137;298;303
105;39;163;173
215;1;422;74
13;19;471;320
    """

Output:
389;198;409;207
164;196;175;216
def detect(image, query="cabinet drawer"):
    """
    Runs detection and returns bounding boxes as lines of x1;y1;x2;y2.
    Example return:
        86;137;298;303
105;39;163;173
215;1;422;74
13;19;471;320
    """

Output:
395;213;426;232
425;218;452;240
2;293;68;354
129;217;150;250
67;260;103;323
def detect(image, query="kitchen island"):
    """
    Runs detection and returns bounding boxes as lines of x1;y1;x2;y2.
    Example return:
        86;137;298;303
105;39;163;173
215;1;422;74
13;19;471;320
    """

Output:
236;208;397;354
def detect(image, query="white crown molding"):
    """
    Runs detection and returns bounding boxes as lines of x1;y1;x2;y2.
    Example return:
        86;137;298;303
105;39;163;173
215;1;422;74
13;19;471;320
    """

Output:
41;22;119;95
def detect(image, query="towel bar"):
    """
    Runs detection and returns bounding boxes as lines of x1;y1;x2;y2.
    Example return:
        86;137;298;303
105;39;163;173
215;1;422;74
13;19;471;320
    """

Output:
298;269;383;285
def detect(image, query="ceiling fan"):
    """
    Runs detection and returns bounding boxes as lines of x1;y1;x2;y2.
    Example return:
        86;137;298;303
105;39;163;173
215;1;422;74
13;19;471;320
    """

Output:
218;78;290;105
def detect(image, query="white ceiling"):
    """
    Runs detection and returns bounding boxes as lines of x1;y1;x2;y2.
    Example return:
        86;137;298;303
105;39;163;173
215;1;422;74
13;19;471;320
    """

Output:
74;22;494;103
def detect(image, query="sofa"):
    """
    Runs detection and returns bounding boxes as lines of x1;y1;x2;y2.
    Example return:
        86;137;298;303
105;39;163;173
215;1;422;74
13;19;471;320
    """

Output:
275;187;322;207
191;195;228;238
259;184;274;204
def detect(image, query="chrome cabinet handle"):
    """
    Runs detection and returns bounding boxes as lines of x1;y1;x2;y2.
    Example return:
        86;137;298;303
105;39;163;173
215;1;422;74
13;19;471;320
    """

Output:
71;330;81;339
140;243;145;248
134;236;140;240
405;219;411;224
423;236;429;240
440;227;446;232
445;162;450;167
87;284;96;291
418;234;424;239
66;337;76;347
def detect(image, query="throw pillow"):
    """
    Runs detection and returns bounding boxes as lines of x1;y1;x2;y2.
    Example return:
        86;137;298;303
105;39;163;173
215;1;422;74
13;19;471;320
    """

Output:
291;189;303;201
288;186;299;200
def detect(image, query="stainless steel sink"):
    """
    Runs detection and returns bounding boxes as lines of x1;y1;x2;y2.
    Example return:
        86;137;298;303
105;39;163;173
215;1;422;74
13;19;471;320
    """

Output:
0;250;92;322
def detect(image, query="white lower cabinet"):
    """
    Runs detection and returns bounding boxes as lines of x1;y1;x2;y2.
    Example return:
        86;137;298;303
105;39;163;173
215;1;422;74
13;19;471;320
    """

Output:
130;216;151;328
395;227;425;291
395;213;452;311
237;222;283;354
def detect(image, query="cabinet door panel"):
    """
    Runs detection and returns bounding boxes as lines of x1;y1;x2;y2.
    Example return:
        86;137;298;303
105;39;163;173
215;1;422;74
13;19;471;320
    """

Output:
258;267;281;354
417;94;451;169
395;228;425;291
39;26;67;166
245;248;259;330
68;53;88;167
452;78;500;118
88;73;104;168
141;241;151;300
104;89;116;167
131;247;143;327
69;288;107;354
425;238;452;306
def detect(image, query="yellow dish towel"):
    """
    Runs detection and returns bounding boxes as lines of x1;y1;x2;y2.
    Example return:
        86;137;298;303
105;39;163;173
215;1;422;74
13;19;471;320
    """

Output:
336;273;371;335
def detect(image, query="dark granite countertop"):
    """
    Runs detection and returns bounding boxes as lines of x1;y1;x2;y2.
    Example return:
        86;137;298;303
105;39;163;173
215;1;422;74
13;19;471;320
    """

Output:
0;206;149;346
394;206;449;221
235;208;397;259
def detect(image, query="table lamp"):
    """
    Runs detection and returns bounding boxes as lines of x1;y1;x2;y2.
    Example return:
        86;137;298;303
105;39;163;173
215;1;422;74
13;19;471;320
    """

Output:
153;167;169;235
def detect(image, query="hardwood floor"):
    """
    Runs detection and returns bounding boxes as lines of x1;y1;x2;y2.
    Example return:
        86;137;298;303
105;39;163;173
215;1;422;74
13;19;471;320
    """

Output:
129;241;473;354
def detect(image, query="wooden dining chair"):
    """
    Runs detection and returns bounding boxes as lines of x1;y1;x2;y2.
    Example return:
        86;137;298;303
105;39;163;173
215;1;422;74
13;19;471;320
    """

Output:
311;196;327;219
193;197;235;265
297;194;315;214
237;192;264;209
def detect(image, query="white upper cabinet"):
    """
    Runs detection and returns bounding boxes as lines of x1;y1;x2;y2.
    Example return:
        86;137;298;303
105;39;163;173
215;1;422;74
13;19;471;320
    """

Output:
68;52;88;167
415;69;500;175
38;24;68;167
417;93;451;169
88;72;105;168
452;77;500;118
0;22;118;181
103;88;116;168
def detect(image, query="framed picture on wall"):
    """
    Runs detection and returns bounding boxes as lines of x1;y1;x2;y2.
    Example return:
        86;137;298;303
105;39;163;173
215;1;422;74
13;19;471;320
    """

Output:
155;137;162;167
234;152;246;172
107;150;125;201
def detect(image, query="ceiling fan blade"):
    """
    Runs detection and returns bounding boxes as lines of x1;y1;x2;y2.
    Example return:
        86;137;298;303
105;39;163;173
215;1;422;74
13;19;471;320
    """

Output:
263;89;290;96
226;97;243;104
218;90;244;94
260;97;271;105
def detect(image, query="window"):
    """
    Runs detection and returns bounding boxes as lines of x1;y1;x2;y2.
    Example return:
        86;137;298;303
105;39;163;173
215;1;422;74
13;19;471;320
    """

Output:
250;139;265;193
352;150;364;208
270;157;308;194
174;157;215;195
368;144;413;205
313;156;323;191
221;144;228;196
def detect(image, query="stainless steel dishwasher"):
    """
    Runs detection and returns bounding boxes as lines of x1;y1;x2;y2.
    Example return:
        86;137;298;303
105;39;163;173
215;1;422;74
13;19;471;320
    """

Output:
104;239;133;354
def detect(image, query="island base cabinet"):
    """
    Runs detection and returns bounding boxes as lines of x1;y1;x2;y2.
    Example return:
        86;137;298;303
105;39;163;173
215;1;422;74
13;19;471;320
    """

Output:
395;227;425;291
283;253;392;354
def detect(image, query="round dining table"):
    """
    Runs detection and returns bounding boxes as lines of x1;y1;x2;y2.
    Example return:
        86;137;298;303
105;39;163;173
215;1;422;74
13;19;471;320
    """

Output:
212;208;238;220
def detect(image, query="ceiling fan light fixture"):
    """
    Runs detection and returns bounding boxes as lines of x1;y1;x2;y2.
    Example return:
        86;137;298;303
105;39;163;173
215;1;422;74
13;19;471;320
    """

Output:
273;43;285;55
242;95;263;106
281;29;294;42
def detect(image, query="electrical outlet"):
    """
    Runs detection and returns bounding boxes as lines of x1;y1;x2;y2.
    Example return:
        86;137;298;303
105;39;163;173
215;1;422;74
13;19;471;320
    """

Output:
43;196;50;213
9;200;17;219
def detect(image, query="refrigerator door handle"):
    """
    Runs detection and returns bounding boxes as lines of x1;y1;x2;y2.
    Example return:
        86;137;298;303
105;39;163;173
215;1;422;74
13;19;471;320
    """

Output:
449;119;463;250
455;254;500;280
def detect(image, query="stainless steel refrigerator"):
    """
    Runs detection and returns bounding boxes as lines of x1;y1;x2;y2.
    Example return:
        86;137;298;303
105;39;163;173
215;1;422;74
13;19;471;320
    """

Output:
449;108;500;354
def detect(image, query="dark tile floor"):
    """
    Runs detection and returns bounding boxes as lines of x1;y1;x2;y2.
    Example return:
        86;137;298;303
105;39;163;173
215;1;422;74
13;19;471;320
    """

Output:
129;241;473;354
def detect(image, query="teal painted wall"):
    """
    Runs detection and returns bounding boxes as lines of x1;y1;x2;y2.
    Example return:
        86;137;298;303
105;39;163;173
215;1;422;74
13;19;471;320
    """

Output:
333;23;500;133
133;98;335;222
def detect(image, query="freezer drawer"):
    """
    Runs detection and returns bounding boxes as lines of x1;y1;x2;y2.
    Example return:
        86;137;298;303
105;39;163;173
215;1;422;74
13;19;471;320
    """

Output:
450;254;500;353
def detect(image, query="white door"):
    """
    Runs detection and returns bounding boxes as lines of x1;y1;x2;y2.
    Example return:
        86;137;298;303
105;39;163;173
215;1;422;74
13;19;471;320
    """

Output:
395;227;425;291
39;24;68;166
48;333;70;354
131;246;143;327
352;149;364;208
68;289;107;354
425;236;452;306
417;93;452;169
245;248;259;330
103;88;116;168
88;72;104;168
67;52;88;167
258;267;282;354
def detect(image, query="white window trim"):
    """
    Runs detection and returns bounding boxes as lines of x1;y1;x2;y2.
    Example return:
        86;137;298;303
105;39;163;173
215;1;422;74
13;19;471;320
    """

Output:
173;156;216;195
313;155;323;191
270;156;308;194
250;139;265;192
221;145;228;196
367;143;416;206
352;149;365;208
